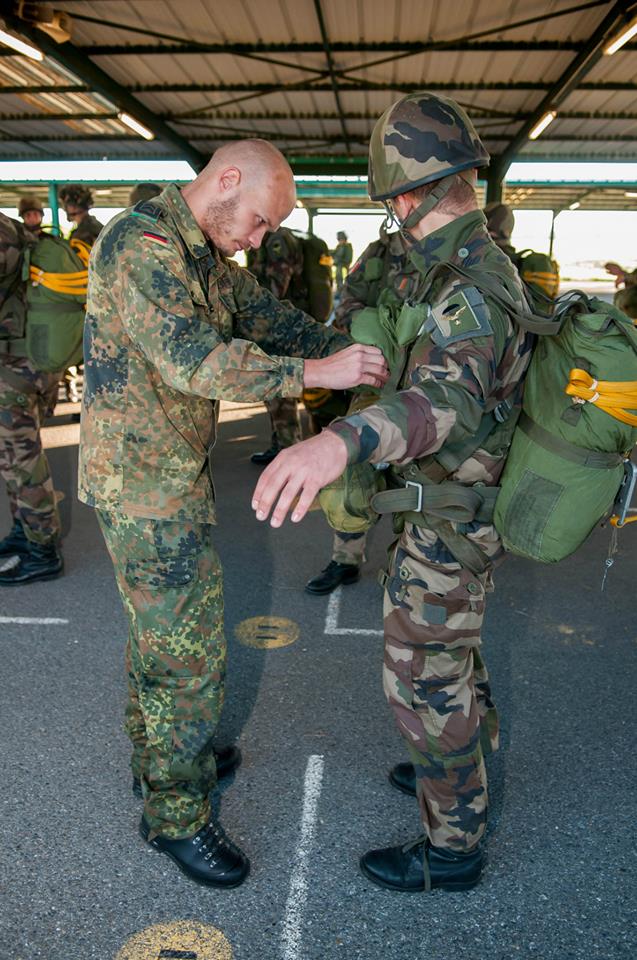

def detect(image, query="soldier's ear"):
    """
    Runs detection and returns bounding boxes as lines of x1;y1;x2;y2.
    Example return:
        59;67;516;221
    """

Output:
219;166;241;193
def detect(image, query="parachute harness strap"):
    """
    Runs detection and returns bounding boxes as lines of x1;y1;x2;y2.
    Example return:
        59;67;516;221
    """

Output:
566;368;637;427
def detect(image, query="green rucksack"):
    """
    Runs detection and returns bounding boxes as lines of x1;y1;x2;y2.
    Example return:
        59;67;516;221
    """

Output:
293;232;333;323
0;212;35;342
494;294;637;563
25;234;87;372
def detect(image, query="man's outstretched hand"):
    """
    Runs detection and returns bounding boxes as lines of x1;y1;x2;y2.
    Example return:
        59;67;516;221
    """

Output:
304;344;389;391
252;431;348;527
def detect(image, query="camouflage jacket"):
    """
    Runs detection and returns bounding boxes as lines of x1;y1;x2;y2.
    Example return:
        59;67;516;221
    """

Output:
79;184;349;521
328;210;533;558
70;214;104;247
333;229;420;332
333;240;353;268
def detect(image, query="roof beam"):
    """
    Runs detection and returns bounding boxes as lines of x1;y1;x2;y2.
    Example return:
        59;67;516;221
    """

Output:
492;1;637;177
65;39;635;57
0;10;205;169
8;81;634;96
312;0;350;155
9;133;637;145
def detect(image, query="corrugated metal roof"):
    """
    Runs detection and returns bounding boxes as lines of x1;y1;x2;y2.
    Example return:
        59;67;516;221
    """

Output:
0;1;635;184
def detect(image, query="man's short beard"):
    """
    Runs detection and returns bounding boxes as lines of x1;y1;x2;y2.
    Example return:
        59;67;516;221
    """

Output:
205;194;240;252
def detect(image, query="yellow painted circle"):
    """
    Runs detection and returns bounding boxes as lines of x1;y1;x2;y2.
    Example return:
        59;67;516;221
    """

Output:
234;616;300;649
115;920;233;960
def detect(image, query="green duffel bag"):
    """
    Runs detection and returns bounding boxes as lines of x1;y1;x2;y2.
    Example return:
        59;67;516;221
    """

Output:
494;296;637;563
319;462;386;534
25;233;87;372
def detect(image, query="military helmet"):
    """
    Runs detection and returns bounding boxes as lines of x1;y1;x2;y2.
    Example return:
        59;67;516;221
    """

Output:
484;202;515;241
58;183;93;210
128;182;162;206
368;91;489;201
18;194;44;217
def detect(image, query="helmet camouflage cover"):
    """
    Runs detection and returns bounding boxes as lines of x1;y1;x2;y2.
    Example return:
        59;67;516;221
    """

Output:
58;183;93;209
18;193;44;216
484;202;515;241
368;91;489;201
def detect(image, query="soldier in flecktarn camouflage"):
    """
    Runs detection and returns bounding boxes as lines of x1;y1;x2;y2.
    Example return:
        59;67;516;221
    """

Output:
252;94;534;892
79;139;389;889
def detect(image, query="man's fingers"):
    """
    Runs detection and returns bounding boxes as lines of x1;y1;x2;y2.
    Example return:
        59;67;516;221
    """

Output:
253;461;290;520
290;480;320;524
269;475;305;528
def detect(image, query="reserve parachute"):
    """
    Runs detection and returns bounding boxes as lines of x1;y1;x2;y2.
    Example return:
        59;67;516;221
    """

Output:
26;234;87;372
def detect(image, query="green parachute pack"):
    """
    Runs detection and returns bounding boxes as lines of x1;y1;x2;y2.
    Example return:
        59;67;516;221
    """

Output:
320;262;637;568
26;234;88;372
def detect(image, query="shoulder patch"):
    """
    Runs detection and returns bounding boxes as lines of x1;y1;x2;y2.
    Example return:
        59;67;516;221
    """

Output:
131;200;164;223
429;284;493;346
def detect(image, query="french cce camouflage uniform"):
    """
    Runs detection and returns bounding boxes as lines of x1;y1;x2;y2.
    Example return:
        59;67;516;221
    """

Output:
328;209;533;854
330;229;419;569
247;228;306;449
79;185;349;839
331;94;536;865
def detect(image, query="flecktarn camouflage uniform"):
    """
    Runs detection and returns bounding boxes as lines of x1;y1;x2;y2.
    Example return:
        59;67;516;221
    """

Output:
328;92;533;858
80;184;349;838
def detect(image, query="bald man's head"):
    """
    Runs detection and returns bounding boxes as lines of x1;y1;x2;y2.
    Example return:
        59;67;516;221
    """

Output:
182;139;296;256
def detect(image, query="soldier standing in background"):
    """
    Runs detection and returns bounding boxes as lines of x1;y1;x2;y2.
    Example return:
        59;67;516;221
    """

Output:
484;201;560;310
605;261;637;318
79;139;388;889
58;184;103;246
247;228;306;463
253;94;533;893
128;182;162;207
0;212;64;584
18;194;45;234
332;229;353;293
306;224;419;594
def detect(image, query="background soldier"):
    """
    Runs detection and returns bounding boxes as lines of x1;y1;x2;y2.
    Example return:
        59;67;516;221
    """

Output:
332;229;353;293
605;261;637;318
253;94;534;893
58;184;103;246
0;212;64;584
18;194;45;234
128;182;162;206
306;224;419;594
484;201;560;310
79;139;388;890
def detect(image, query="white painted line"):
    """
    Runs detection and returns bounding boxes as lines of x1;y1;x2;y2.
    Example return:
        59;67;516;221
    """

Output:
0;617;69;625
324;586;383;637
281;755;325;960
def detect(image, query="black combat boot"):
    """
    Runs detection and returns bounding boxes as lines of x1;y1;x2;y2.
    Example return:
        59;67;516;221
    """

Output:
0;540;63;585
388;761;417;797
0;520;29;558
140;815;249;888
305;560;360;595
360;836;483;892
250;441;280;465
132;744;242;799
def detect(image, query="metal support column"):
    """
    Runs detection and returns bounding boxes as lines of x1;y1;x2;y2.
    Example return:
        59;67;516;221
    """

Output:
307;206;317;235
485;161;504;206
48;182;60;236
549;209;557;259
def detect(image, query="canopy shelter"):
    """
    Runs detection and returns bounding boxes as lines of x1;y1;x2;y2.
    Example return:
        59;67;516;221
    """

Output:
0;0;635;212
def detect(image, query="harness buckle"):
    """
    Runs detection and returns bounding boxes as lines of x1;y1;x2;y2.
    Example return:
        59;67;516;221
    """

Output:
405;480;423;513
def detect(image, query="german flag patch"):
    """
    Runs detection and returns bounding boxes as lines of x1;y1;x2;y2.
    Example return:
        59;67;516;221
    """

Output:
143;231;169;246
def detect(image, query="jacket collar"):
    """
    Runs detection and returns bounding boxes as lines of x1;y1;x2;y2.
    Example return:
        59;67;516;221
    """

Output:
162;184;224;272
407;209;490;276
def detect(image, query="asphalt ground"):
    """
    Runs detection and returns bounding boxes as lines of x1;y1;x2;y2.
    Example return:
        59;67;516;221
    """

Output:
1;400;636;960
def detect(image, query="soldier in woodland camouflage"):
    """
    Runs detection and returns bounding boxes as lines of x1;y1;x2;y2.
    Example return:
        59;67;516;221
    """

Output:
247;228;305;461
59;184;103;246
0;212;64;584
333;230;353;292
253;94;533;892
79;139;389;889
306;225;420;594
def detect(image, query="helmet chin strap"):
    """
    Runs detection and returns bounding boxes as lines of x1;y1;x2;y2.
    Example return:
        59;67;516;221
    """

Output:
385;170;475;245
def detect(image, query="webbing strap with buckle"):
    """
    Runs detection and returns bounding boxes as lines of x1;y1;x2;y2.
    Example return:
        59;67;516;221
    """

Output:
518;412;624;469
371;478;499;525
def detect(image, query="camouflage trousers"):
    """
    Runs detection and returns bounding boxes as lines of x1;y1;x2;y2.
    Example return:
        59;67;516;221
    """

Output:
0;355;61;545
265;397;302;449
332;529;367;566
97;510;226;840
383;525;499;853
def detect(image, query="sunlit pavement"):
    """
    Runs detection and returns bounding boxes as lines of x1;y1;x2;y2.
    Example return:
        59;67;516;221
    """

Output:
1;400;635;960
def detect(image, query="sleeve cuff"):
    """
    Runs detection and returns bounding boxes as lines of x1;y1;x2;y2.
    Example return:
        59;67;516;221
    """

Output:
279;357;305;398
326;419;363;465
